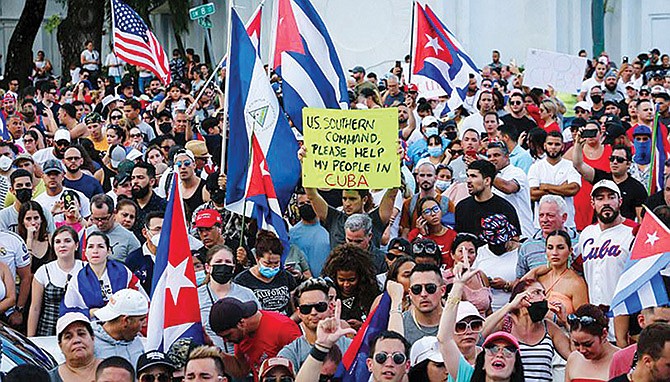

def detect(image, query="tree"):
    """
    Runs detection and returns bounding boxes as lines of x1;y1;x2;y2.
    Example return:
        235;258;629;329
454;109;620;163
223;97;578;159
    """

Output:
56;0;105;83
3;0;48;88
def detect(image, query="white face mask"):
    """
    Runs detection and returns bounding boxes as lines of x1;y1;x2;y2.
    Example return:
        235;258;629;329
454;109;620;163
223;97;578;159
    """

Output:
0;156;13;172
151;231;161;247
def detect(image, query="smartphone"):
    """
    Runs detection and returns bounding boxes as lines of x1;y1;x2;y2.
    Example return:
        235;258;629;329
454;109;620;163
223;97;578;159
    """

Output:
62;191;76;210
480;132;488;140
395;60;401;68
581;129;598;138
465;149;477;158
622;56;629;64
285;262;297;269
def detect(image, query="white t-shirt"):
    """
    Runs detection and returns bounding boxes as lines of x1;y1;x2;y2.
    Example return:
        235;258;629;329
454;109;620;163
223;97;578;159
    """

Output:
473;245;518;312
459;113;484;138
493;164;534;239
81;49;100;71
579;77;603;100
105;53;124;77
35;188;91;219
0;231;30;278
34;260;84;288
527;158;582;228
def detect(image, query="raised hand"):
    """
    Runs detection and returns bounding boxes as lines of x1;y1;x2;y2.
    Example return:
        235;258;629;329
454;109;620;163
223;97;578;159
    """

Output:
316;300;357;348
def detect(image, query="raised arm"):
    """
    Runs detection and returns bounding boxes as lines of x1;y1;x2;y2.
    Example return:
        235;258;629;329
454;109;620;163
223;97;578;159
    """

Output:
298;146;330;222
571;133;595;183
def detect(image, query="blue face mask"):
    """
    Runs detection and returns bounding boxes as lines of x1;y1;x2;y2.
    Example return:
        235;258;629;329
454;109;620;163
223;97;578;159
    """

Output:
259;264;280;279
425;127;439;137
435;179;451;191
633;139;652;165
195;270;207;286
427;146;443;157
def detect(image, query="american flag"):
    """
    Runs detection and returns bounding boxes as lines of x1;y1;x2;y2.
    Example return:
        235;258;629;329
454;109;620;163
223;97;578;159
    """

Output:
111;0;171;84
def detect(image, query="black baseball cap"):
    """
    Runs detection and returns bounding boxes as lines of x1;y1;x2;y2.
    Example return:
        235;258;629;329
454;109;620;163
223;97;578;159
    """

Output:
209;297;258;333
137;350;175;374
388;237;412;256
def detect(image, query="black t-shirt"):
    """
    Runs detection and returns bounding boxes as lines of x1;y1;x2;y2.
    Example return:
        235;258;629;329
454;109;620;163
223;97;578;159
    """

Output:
593;169;647;220
500;114;537;135
454;195;521;237
645;190;666;212
233;269;297;315
608;375;629;382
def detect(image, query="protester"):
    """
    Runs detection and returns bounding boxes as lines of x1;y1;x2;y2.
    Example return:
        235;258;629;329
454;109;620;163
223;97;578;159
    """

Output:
610;323;670;382
95;357;135;382
444;233;492;316
49;312;101;382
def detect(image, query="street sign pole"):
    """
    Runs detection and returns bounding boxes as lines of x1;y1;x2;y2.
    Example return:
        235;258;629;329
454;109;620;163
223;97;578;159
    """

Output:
189;3;218;72
202;17;216;71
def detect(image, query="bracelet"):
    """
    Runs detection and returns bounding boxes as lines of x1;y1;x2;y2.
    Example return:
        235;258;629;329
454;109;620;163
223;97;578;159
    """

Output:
390;309;402;314
446;295;461;306
314;342;331;352
310;346;329;362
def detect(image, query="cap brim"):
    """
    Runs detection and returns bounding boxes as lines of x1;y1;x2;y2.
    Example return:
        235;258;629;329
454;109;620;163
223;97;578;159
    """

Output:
93;304;121;322
138;360;175;374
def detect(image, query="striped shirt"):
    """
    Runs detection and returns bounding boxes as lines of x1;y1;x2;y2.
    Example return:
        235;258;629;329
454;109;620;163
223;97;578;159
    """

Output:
518;328;555;382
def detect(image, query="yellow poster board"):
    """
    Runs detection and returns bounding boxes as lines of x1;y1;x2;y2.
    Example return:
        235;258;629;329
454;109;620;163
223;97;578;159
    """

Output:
302;107;401;189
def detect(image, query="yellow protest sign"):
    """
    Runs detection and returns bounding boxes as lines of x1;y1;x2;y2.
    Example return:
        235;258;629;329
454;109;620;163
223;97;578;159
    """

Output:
302;107;400;189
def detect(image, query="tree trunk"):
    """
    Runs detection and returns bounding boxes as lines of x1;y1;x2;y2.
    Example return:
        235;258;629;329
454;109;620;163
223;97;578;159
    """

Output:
56;0;104;83
3;0;47;88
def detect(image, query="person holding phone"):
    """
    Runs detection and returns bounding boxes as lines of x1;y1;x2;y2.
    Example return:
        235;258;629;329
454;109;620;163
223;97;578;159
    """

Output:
407;197;456;267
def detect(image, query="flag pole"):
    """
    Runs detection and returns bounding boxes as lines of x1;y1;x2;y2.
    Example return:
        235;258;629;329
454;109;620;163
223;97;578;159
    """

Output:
407;0;416;85
189;54;227;117
648;107;661;193
221;0;235;173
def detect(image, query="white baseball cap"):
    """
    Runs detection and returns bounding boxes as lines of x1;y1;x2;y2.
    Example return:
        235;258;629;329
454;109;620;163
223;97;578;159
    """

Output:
456;300;485;322
56;311;91;338
591;179;620;197
573;101;591;112
54;129;71;143
410;336;443;366
421;116;439;127
95;288;149;322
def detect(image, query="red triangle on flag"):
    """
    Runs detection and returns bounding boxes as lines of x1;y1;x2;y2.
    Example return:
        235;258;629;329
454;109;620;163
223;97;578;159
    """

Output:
630;208;670;260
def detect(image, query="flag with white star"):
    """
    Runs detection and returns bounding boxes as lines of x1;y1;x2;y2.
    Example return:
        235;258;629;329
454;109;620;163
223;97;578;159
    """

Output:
146;175;204;350
610;207;670;316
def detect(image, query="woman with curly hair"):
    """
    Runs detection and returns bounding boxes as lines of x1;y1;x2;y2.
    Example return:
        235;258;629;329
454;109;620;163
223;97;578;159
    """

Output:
322;244;381;330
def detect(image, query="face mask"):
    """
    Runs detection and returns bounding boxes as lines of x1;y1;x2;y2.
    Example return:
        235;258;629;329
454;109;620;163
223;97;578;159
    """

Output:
15;188;32;203
298;204;317;221
435;179;451;192
425;127;438;137
427;146;443;157
195;270;207;286
591;95;602;104
210;264;235;284
445;110;457;119
489;243;507;256
151;232;161;247
0;156;12;172
527;300;549;323
633;139;652;165
159;122;172;134
445;131;457;140
259;264;280;279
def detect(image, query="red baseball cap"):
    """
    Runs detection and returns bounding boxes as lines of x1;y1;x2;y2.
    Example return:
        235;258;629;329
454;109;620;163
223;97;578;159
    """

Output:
482;331;520;350
194;209;222;228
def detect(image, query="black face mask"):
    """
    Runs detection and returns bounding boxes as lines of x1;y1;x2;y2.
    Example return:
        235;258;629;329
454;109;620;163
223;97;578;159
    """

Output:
445;131;457;140
527;300;549;323
210;264;235;284
591;95;603;104
298;204;316;221
159;122;172;134
489;243;507;256
15;188;32;204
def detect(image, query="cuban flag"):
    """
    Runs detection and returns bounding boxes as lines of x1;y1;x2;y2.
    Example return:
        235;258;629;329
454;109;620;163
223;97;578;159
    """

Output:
146;175;204;351
220;3;262;70
0;112;9;141
648;107;670;194
225;8;300;261
411;2;479;115
334;292;391;381
610;208;670;316
270;0;349;133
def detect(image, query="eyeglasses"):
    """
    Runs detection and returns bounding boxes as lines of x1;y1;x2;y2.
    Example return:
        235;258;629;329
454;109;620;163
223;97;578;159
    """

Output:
10;82;18;86
385;252;404;261
567;314;597;327
23;138;35;144
262;377;294;382
455;319;484;334
484;344;517;358
130;133;143;138
410;283;438;295
422;205;441;216
373;351;407;365
64;156;81;161
412;241;438;255
450;149;464;156
609;155;627;164
160;145;171;150
176;160;192;167
509;101;522;106
91;214;112;223
140;373;170;382
298;301;328;315
110;115;122;120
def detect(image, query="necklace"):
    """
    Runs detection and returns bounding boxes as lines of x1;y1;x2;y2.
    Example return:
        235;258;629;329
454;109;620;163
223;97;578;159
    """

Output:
411;309;438;335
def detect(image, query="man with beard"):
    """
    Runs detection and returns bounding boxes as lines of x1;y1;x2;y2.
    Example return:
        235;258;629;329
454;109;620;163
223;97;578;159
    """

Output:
21;99;56;134
86;194;141;262
130;162;165;242
528;131;581;229
401;264;447;345
462;74;479;114
147;78;165;102
579;61;607;101
578;180;636;341
35;159;90;221
397;104;417;141
400;162;454;238
454;159;520;237
33;129;70;167
500;91;537;135
610;323;670;382
603;71;625;103
62;145;104;199
349;66;377;98
290;189;330;277
460;90;494;137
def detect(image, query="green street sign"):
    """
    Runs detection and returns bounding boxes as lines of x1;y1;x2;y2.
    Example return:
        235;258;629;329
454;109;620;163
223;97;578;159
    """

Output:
198;16;213;29
189;3;216;20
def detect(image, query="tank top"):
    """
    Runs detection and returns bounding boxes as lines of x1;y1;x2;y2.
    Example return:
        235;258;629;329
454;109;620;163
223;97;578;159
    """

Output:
101;165;116;193
462;273;492;316
183;179;206;222
518;323;555;382
574;145;612;230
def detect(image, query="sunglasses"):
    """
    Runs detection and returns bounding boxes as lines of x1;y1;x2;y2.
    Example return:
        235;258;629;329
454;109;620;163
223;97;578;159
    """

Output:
298;301;328;315
176;160;192;167
412;241;438;255
373;351;407;365
130;133;143;138
110;115;122;120
609;155;627;164
450;149;464;156
509;101;522;106
262;377;294;382
567;314;597;327
140;373;169;382
410;283;438;295
385;252;404;261
422;205;441;216
455;319;484;334
484;344;517;358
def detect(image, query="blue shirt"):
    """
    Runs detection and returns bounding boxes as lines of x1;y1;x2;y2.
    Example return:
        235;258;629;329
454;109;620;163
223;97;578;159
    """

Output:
289;220;331;276
63;173;104;199
509;144;534;174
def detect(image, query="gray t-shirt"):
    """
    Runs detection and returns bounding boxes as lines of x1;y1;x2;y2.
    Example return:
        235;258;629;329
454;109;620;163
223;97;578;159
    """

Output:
402;310;439;346
198;282;260;352
86;223;140;262
0;203;56;234
278;335;352;373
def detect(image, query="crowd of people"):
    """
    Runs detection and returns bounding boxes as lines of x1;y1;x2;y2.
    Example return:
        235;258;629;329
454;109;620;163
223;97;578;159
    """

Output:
2;39;670;382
